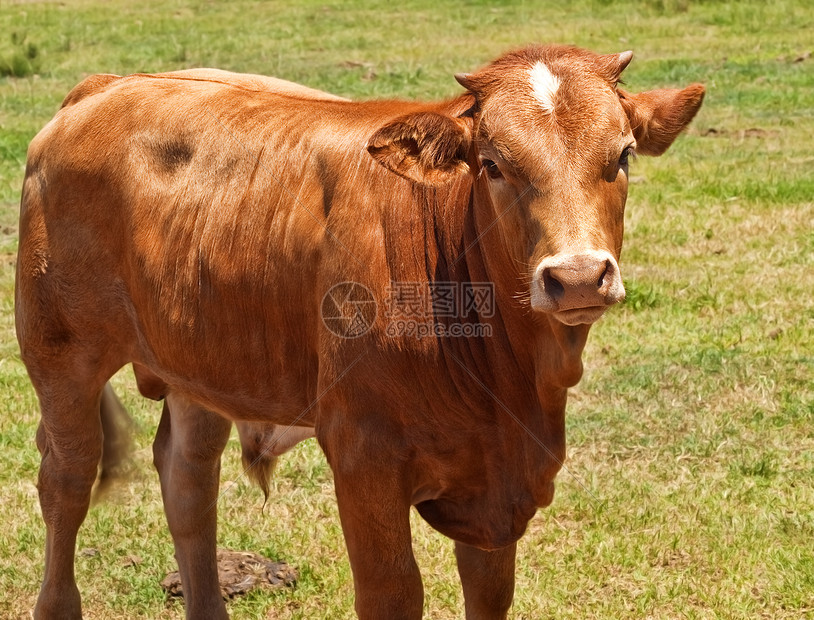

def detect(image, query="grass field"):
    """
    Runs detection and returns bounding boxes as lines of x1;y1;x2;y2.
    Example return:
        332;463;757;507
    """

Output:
1;0;813;618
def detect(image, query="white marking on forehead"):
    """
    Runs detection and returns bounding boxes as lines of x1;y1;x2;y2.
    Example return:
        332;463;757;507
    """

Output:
528;61;560;114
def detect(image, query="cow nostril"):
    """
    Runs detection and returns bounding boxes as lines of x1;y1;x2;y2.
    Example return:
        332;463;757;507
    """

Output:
542;268;564;299
597;260;611;289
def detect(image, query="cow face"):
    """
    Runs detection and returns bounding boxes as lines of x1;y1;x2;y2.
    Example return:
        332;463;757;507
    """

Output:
368;45;705;326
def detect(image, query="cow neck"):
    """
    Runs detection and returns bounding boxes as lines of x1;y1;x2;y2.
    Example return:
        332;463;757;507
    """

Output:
372;98;588;406
456;173;590;393
400;181;531;418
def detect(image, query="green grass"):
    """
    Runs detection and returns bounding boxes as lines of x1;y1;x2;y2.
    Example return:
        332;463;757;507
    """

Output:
1;0;813;618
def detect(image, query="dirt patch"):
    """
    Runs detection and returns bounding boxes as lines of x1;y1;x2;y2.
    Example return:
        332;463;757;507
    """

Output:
161;549;298;600
700;127;779;139
338;60;377;81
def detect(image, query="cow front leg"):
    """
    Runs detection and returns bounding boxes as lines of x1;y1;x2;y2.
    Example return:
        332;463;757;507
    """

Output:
334;473;423;619
153;395;231;620
322;421;423;620
455;541;517;619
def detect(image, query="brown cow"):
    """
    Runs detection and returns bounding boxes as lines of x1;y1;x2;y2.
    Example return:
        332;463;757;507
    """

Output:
16;44;704;619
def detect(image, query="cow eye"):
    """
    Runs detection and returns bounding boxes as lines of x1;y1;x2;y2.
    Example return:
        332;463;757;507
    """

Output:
619;146;636;168
481;159;503;179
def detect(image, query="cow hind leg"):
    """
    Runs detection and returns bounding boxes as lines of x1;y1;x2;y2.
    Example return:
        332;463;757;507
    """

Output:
455;541;517;620
32;382;107;620
153;394;231;620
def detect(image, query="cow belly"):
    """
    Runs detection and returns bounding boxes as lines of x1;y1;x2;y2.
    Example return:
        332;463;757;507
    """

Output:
131;358;317;426
124;260;320;425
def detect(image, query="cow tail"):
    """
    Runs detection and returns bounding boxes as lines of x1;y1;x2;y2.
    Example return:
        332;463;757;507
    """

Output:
93;383;134;503
238;427;278;506
241;445;277;506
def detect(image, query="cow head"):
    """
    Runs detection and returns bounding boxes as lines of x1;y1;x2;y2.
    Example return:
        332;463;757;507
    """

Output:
368;45;705;325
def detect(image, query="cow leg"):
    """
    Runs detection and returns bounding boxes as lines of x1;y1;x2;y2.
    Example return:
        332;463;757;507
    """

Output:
153;395;231;620
325;432;423;620
455;541;517;619
33;385;105;620
334;476;423;619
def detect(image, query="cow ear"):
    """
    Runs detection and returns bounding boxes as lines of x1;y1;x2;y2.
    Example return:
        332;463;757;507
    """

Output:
367;112;472;185
618;83;705;156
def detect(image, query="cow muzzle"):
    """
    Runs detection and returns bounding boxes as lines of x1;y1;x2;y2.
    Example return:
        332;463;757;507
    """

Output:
530;250;625;325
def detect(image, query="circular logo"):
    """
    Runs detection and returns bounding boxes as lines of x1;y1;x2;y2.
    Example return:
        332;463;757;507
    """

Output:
320;282;377;339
